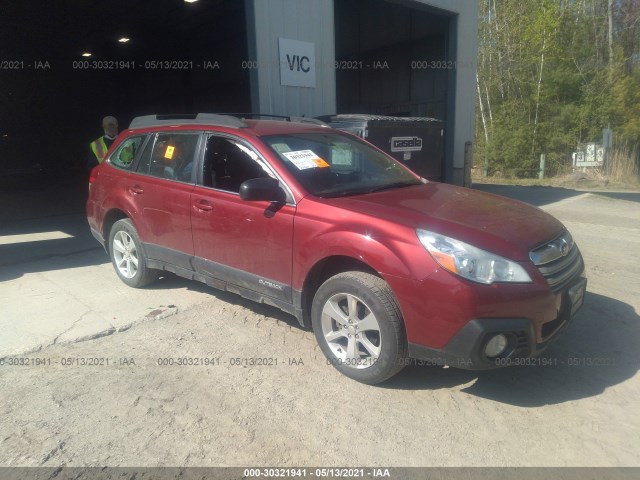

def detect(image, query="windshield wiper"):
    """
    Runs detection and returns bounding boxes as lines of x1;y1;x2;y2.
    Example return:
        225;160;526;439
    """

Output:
319;181;419;198
366;181;420;193
319;189;370;198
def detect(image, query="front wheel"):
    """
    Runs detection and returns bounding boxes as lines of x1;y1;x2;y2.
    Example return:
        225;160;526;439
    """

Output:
108;218;158;288
311;271;407;384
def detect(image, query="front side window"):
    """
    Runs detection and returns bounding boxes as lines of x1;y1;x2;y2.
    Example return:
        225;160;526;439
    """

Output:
110;135;145;170
262;132;421;197
201;135;272;193
137;132;200;182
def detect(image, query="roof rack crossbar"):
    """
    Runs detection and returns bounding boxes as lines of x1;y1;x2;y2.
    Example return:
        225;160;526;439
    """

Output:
129;113;247;129
289;116;329;126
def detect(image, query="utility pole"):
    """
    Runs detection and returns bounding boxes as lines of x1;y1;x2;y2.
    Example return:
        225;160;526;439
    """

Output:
603;126;612;178
608;0;614;80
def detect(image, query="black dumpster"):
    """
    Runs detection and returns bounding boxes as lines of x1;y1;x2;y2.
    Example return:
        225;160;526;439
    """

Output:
317;114;444;181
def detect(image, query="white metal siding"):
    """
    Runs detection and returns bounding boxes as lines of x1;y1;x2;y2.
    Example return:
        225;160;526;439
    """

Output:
246;0;336;117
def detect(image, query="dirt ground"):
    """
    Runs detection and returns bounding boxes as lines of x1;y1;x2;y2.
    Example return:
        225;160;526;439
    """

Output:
1;187;639;467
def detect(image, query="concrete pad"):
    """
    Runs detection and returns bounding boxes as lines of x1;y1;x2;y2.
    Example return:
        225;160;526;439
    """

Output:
0;213;98;267
0;249;215;357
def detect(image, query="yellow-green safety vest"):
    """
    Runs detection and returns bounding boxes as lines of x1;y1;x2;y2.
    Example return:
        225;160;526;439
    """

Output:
90;137;108;163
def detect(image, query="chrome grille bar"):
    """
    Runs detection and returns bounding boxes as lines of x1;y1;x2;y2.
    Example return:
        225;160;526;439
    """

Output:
530;232;584;293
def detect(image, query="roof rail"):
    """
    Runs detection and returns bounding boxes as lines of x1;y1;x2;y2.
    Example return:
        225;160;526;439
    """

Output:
219;113;290;120
316;114;442;123
220;113;329;127
129;113;247;129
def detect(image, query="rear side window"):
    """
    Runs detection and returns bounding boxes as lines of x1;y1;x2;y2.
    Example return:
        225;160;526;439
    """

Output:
110;135;145;170
137;133;200;183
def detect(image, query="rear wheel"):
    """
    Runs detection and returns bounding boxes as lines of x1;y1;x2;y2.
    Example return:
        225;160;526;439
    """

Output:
311;271;407;384
108;219;158;288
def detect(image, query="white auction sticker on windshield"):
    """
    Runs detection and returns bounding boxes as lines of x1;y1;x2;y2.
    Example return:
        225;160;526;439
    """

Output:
282;150;329;169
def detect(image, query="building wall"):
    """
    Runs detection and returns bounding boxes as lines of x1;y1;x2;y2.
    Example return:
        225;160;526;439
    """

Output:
246;0;477;185
245;0;336;118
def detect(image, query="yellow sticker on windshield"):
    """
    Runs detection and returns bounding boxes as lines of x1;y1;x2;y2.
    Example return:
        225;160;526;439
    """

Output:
164;145;175;159
314;158;330;168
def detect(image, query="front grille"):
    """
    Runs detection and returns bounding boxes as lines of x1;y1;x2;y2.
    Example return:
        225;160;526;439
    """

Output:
537;245;584;292
514;331;529;350
530;232;584;293
509;331;531;358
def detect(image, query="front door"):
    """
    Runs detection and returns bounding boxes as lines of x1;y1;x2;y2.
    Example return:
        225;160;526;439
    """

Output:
190;134;295;301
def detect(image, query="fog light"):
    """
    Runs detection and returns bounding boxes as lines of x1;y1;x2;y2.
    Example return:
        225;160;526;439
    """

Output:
484;334;508;358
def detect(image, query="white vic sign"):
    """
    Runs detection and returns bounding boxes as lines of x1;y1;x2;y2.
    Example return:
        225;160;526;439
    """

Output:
279;38;316;88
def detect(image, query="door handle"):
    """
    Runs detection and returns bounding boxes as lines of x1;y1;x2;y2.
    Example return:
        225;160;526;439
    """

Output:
128;185;144;195
193;199;214;212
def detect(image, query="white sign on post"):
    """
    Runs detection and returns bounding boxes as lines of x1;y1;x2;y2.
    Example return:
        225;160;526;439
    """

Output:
573;143;604;167
279;38;316;88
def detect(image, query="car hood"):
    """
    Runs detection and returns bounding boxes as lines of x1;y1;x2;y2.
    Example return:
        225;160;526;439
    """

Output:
324;182;564;261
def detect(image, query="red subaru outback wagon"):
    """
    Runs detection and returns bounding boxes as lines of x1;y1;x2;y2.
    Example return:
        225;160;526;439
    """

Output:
87;113;586;384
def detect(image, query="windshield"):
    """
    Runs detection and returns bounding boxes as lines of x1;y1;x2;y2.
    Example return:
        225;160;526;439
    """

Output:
261;132;422;197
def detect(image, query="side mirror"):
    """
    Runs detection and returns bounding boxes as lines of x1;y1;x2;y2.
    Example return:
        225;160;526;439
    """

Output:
239;177;285;202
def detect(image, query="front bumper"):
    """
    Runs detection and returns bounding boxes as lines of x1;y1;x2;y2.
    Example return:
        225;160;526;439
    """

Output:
90;227;107;252
408;276;587;370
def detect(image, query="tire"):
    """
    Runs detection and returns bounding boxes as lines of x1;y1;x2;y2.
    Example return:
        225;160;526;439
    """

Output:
311;271;407;384
108;218;158;288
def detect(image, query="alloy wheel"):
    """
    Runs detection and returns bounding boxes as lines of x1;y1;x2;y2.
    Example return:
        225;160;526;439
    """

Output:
112;230;139;279
320;293;382;369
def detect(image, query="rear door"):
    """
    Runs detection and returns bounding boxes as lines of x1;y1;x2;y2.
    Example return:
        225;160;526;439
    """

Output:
190;134;295;302
125;132;202;270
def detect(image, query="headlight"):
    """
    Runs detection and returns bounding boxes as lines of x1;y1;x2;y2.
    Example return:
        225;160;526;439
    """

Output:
416;229;532;285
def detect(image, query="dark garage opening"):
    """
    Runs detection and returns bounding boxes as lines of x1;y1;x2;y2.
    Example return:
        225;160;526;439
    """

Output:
0;0;251;180
334;0;453;179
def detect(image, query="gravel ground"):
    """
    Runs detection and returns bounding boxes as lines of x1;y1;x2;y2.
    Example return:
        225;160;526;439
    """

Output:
1;190;639;467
